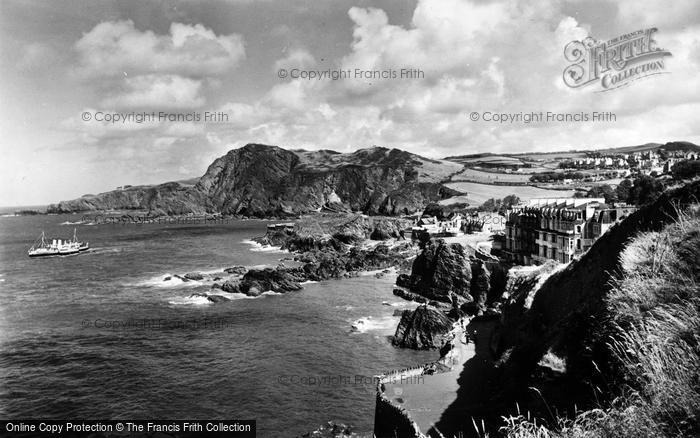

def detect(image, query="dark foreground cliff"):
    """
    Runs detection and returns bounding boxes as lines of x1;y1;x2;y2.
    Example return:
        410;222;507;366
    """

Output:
47;144;463;217
467;180;700;437
374;181;700;438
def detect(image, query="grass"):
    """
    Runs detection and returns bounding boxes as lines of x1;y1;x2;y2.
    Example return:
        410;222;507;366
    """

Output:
450;168;533;184
442;182;576;206
465;204;700;438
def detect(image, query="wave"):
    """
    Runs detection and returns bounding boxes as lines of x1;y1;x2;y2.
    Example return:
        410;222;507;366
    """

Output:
350;315;398;333
358;267;397;277
213;291;254;300
167;295;212;306
241;239;289;253
60;220;90;225
384;300;411;307
138;274;203;289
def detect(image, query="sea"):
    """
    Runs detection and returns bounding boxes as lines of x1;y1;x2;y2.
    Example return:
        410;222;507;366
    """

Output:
0;209;437;436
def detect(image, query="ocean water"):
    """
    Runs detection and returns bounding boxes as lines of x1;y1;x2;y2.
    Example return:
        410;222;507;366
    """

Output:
0;213;435;436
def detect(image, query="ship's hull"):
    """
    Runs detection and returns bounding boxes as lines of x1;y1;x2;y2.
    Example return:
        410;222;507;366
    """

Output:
28;229;89;258
28;250;60;258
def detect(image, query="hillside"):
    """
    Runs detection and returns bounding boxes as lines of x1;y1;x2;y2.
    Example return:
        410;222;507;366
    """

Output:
487;179;700;436
46;144;463;217
443;141;699;169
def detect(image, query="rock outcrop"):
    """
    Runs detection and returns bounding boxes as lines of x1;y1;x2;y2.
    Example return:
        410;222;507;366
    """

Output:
392;305;454;349
48;144;463;217
222;268;306;297
397;239;472;302
491;180;700;429
468;260;490;314
370;218;407;240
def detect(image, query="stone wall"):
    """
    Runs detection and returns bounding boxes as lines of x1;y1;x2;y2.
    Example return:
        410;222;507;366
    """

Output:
373;387;424;438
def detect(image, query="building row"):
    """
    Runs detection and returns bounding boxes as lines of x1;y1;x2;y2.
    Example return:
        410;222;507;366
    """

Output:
503;198;636;265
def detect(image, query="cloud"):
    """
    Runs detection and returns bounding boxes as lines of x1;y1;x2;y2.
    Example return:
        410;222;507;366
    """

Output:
75;20;245;78
101;74;205;110
273;47;317;71
210;0;700;158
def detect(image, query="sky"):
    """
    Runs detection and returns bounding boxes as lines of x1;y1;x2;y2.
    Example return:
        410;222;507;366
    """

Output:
1;0;699;206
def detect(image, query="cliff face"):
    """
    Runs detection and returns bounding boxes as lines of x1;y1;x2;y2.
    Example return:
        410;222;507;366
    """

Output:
47;144;463;217
392;305;454;349
493;180;700;423
47;181;207;215
396;239;473;302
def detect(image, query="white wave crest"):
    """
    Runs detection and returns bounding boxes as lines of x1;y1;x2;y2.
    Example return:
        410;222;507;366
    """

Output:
350;315;397;333
241;239;289;253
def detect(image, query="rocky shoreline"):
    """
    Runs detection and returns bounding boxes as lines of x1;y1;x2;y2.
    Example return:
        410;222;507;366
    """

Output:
228;212;513;438
160;211;511;437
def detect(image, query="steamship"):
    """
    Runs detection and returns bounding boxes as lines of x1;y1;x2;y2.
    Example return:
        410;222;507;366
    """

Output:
28;229;89;258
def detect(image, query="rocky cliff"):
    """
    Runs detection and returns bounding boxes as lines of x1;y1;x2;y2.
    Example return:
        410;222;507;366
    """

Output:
396;239;473;303
392;305;454;349
47;144;463;217
490;180;700;434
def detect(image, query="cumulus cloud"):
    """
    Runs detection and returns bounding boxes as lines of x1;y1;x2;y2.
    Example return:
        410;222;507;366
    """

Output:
75;20;245;78
213;0;700;157
274;47;317;72
100;74;205;110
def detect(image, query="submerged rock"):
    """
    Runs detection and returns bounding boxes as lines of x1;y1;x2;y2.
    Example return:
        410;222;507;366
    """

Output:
188;292;230;303
224;266;247;275
237;268;306;296
184;272;204;281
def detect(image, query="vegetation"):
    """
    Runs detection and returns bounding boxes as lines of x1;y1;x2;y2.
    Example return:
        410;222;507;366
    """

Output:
475;205;700;438
480;195;521;214
529;172;586;183
627;175;665;206
580;177;665;206
672;159;700;180
575;184;618;204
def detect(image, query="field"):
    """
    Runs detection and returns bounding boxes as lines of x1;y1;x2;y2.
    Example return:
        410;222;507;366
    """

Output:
514;151;585;161
449;168;532;183
445;155;524;166
443;181;576;206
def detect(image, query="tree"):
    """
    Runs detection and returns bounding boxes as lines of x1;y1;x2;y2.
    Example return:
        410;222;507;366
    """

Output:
501;195;521;212
480;198;499;212
587;184;617;204
628;175;665;205
671;159;700;180
616;179;632;203
479;195;521;214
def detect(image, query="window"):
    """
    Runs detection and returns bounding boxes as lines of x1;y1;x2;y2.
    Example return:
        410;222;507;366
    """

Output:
576;225;581;233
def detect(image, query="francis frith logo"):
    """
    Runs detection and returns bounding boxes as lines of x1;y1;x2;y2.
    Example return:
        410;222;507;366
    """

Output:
563;27;672;91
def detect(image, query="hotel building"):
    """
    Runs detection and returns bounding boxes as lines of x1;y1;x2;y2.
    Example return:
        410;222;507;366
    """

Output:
504;198;636;265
